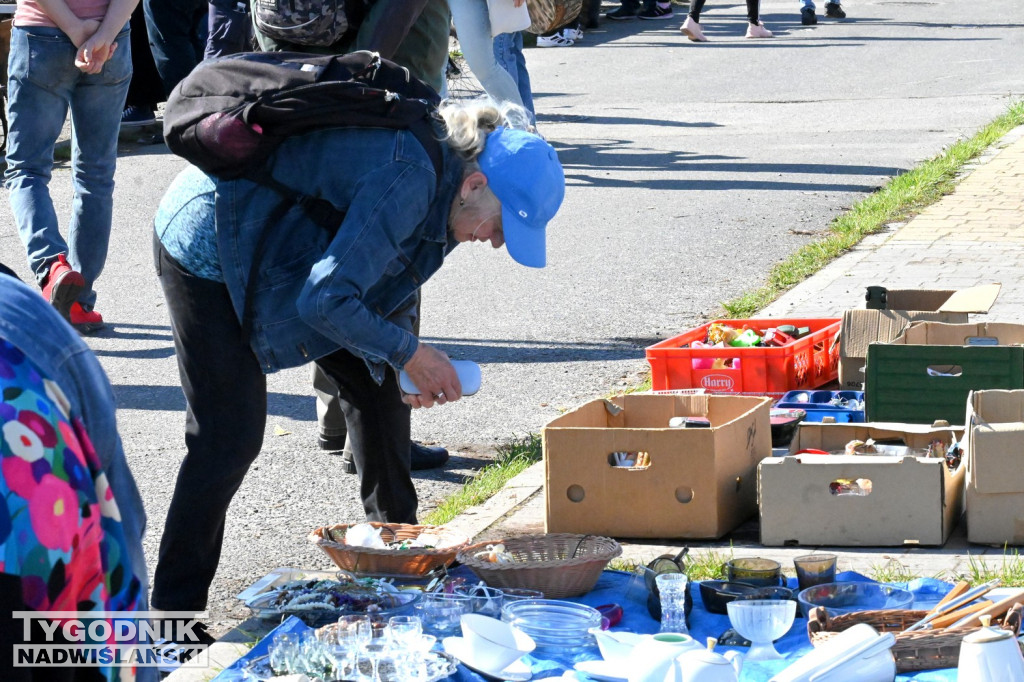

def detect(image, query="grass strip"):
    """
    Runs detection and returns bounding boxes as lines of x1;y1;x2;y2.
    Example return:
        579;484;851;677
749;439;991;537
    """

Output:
721;100;1024;319
422;433;542;526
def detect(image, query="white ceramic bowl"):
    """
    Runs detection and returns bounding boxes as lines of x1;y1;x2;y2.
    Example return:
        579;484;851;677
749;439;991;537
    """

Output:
460;613;536;672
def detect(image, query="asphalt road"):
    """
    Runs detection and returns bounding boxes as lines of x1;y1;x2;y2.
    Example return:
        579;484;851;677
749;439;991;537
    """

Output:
0;0;1020;632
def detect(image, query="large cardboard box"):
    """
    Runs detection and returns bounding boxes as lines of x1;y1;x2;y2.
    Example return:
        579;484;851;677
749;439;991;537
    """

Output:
543;394;771;539
963;390;1024;545
864;321;1024;425
838;284;999;388
759;422;964;546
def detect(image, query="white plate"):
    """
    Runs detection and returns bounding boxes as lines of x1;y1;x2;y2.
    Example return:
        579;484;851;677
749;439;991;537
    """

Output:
443;636;532;681
573;659;630;682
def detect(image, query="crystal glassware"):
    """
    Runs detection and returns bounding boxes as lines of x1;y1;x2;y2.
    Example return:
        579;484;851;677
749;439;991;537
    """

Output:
726;599;796;661
655;572;690;635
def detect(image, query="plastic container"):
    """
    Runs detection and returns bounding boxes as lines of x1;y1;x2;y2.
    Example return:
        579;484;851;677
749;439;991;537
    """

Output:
646;318;841;397
796;582;913;618
775;390;865;423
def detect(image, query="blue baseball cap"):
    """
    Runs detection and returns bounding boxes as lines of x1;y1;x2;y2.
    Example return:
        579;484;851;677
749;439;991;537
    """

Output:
477;128;565;268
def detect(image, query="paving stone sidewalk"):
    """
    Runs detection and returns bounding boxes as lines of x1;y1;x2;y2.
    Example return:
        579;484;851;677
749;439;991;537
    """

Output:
465;125;1024;577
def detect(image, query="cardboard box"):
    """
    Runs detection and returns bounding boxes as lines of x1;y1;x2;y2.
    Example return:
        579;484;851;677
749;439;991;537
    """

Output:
543;394;771;539
963;390;1024;545
759;422;964;546
838;284;1000;388
864;321;1024;425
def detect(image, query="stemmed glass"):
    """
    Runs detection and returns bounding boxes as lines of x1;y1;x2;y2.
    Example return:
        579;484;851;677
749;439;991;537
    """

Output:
726;599;796;661
387;616;423;679
337;615;373;681
267;633;298;676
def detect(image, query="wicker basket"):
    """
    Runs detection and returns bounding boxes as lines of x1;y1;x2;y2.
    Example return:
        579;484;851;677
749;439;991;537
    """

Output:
456;533;622;599
807;605;1023;673
309;523;468;577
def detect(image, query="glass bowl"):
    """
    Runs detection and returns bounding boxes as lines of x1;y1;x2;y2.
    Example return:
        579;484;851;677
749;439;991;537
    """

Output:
501;599;601;650
726;598;797;661
796;581;913;618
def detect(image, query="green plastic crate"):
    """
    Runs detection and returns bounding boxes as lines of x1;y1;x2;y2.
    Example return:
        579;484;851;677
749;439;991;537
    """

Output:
865;344;1024;424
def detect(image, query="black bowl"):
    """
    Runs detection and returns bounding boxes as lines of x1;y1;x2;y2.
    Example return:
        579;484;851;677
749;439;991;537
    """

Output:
770;408;806;447
698;580;761;615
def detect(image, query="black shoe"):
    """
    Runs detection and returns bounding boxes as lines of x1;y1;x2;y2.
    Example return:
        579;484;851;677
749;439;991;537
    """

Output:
801;7;817;24
339;442;450;474
319;431;347;451
824;2;846;18
153;620;215;672
638;4;673;19
606;5;639;20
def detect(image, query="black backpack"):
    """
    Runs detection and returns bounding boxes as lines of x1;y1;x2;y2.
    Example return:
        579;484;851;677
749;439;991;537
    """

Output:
162;50;446;343
163;50;443;181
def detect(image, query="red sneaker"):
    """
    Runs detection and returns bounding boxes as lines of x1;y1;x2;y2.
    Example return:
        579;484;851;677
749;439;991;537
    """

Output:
69;302;105;334
40;254;85;322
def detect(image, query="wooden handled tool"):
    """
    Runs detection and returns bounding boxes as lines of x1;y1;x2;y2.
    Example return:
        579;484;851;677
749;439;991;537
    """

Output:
928;600;992;629
931;580;970;613
949;591;1024;629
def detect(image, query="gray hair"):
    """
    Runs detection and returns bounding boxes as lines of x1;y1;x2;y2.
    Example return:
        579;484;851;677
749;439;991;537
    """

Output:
437;96;533;162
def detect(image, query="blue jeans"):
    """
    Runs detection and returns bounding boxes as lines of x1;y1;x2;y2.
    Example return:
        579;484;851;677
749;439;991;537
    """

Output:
144;0;206;97
4;24;132;310
205;0;252;59
493;31;535;122
449;0;525;108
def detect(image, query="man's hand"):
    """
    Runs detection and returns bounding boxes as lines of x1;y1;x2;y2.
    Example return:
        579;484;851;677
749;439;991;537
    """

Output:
401;343;462;409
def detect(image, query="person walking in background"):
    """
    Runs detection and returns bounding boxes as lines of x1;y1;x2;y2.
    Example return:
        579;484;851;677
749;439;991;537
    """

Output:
121;2;163;127
143;0;205;97
492;31;535;123
800;0;846;25
5;0;136;333
449;0;531;108
205;0;250;58
681;0;774;40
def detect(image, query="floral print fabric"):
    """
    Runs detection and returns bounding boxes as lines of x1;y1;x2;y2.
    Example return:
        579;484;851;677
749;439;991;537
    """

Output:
0;337;141;681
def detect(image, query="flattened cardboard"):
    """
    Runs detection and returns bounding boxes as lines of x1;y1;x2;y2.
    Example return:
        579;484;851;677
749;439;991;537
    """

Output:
758;422;963;546
964;390;1024;544
543;394;771;539
892;321;1024;347
837;284;1000;388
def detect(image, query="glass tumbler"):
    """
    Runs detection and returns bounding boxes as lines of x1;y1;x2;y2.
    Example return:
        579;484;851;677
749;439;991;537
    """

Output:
655;572;690;635
417;592;471;637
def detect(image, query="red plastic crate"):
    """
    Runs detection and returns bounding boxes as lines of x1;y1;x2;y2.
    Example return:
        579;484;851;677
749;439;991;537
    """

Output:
646;318;841;397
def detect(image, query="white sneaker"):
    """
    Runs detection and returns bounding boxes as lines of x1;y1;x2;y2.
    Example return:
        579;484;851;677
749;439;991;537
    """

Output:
537;33;575;47
563;26;584;40
745;21;774;38
680;16;708;42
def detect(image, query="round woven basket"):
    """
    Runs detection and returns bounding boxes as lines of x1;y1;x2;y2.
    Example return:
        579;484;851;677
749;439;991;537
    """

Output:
807;606;1023;673
456;533;622;599
309;523;468;577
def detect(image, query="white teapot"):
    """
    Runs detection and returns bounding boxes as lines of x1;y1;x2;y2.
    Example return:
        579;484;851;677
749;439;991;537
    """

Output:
957;617;1024;682
625;633;702;682
669;638;743;682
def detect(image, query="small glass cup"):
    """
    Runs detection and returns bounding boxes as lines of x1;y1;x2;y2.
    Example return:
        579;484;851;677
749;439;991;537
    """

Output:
388;615;423;652
267;633;298;676
793;553;838;590
499;588;545;604
655;572;690;635
725;557;783;587
460;585;505;618
417;592;471;637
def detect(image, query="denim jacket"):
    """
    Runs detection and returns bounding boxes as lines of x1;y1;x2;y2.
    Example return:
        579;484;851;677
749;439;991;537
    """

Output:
214;125;464;380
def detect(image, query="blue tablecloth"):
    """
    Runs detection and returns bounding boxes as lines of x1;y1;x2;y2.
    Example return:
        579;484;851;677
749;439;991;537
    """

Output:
216;569;961;681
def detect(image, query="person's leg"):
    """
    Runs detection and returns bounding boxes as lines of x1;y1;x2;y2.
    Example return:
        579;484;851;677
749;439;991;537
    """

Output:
205;0;252;59
144;0;206;97
744;0;774;36
356;0;450;94
607;0;642;20
746;0;760;23
66;25;132;313
492;32;535;124
449;0;526;107
688;0;707;22
149;233;268;611
4;26;78;287
313;363;349;449
125;4;163;120
800;0;817;24
315;350;417;523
